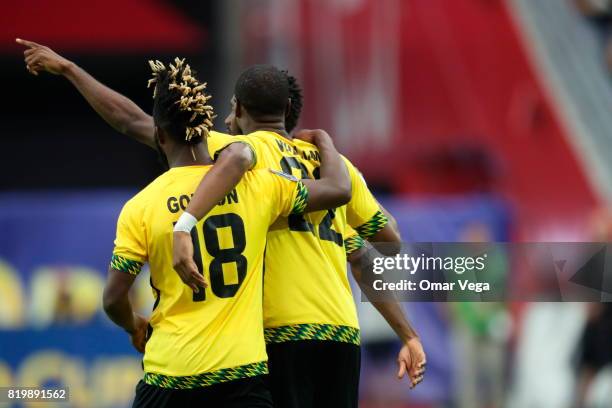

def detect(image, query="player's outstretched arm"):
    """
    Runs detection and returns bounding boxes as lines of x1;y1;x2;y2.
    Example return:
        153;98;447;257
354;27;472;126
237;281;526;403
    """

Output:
348;244;426;389
16;38;156;148
103;268;148;353
294;129;352;211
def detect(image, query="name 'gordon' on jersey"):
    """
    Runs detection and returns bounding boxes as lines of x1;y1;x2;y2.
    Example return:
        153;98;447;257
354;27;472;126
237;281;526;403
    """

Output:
166;189;239;214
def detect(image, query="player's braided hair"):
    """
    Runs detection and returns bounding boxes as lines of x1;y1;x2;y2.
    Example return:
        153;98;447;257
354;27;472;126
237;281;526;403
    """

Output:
147;58;215;144
283;70;303;133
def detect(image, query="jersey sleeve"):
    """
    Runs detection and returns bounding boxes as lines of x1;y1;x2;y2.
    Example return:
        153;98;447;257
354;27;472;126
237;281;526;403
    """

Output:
208;131;259;170
344;227;366;256
110;199;147;276
266;169;309;219
343;157;389;239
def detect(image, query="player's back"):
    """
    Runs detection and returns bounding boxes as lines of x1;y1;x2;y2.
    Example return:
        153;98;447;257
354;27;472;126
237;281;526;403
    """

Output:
112;164;304;386
209;130;362;343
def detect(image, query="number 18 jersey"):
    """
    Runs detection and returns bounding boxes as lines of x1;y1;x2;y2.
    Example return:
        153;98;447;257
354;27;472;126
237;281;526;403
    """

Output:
110;165;306;388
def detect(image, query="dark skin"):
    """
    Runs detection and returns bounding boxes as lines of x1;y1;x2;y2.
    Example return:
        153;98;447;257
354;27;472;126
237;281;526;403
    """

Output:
348;245;426;388
102;270;147;353
16;38;156;148
226;95;290;137
18;38;425;387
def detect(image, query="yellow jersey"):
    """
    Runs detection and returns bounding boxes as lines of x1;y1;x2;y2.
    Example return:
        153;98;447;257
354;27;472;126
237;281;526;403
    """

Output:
208;130;388;345
110;165;306;388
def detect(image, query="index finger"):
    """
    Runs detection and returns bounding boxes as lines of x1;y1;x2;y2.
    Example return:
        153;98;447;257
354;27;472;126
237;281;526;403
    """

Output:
16;38;41;49
293;129;314;141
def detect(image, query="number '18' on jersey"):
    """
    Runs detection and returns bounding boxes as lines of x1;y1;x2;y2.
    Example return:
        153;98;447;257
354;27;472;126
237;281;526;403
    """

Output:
110;165;305;388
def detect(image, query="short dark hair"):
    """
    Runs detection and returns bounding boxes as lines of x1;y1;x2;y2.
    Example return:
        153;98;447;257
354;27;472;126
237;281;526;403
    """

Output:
283;70;303;133
148;58;215;144
234;64;290;119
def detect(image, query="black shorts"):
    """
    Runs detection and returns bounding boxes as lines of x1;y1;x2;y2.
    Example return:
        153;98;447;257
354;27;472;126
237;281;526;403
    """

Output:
266;340;361;408
132;375;273;408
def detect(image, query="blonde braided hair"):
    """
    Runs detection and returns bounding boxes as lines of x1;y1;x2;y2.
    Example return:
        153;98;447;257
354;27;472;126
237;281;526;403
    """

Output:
147;58;215;143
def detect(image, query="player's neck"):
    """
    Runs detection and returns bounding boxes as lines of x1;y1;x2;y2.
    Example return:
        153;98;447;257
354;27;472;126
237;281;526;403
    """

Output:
168;144;212;168
246;122;291;139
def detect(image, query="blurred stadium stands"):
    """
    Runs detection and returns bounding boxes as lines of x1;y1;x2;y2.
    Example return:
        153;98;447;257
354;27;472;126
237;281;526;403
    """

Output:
2;0;612;407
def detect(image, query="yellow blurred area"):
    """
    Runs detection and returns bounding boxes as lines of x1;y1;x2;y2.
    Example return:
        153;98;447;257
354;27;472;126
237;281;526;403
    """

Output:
0;259;155;328
0;351;143;408
0;258;154;408
0;361;12;387
0;260;25;328
29;266;103;326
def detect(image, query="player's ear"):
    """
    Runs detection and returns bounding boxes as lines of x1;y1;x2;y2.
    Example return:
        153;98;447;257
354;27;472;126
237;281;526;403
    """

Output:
155;126;166;145
285;98;292;119
235;100;243;118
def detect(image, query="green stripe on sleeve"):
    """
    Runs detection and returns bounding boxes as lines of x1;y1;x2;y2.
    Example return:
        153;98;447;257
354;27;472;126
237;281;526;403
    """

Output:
290;181;309;215
355;210;389;238
344;235;366;255
110;254;143;276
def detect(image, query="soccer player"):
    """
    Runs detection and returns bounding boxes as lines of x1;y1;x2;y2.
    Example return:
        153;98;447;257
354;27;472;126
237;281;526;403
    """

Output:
18;39;427;407
102;57;351;406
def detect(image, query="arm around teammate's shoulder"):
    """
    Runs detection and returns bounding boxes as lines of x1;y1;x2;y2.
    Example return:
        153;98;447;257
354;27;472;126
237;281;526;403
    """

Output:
294;129;352;211
182;142;255;221
172;142;255;291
